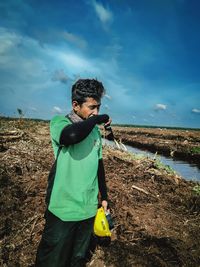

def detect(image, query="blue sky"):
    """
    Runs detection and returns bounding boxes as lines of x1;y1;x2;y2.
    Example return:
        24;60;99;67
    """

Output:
0;0;200;128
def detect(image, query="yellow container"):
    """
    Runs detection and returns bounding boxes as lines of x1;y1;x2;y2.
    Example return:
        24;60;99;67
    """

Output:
94;207;111;237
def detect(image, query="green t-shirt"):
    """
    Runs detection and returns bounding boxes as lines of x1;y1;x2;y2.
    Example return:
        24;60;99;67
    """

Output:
48;115;102;221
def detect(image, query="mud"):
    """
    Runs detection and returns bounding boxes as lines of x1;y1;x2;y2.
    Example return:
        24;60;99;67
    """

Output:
0;117;200;267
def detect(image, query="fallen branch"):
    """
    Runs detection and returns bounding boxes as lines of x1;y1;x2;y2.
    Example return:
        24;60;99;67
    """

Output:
0;130;24;140
132;184;149;195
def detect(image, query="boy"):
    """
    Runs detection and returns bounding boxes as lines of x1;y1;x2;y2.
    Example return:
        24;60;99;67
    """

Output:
35;79;110;267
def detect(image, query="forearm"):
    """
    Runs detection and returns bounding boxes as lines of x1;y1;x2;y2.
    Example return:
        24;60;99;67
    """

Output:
98;159;108;201
60;114;109;146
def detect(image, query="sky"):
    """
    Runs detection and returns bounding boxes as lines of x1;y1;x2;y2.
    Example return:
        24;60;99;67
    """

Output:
0;0;200;128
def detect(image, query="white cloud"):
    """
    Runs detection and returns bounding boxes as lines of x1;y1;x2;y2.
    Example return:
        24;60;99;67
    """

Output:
154;104;167;110
192;108;200;114
52;106;62;114
0;29;21;54
92;1;113;24
62;31;87;49
55;51;100;74
0;27;48;81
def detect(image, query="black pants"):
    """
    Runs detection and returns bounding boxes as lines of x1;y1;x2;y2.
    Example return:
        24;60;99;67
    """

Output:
35;211;94;267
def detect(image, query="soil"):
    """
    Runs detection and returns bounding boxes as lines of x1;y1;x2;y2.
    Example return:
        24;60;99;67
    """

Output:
111;126;200;166
0;117;200;267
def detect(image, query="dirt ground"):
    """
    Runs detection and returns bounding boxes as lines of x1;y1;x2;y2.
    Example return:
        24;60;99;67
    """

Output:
0;117;200;267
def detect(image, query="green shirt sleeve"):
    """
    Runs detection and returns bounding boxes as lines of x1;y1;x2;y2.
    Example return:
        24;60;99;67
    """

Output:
50;115;71;144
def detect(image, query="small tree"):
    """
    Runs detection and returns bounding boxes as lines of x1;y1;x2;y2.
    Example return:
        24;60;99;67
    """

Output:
17;108;25;128
17;108;24;119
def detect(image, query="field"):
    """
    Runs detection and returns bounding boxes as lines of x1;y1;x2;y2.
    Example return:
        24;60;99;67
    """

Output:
0;117;200;267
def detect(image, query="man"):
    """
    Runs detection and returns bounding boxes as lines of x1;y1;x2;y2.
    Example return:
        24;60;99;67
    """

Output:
35;79;110;267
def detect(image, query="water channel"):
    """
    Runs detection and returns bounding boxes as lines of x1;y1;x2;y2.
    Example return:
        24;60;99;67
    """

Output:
103;139;200;182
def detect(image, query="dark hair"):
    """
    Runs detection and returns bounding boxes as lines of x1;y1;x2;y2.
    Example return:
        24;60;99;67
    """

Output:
71;79;105;104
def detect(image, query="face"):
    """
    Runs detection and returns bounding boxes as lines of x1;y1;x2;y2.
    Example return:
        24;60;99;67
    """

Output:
72;97;101;119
